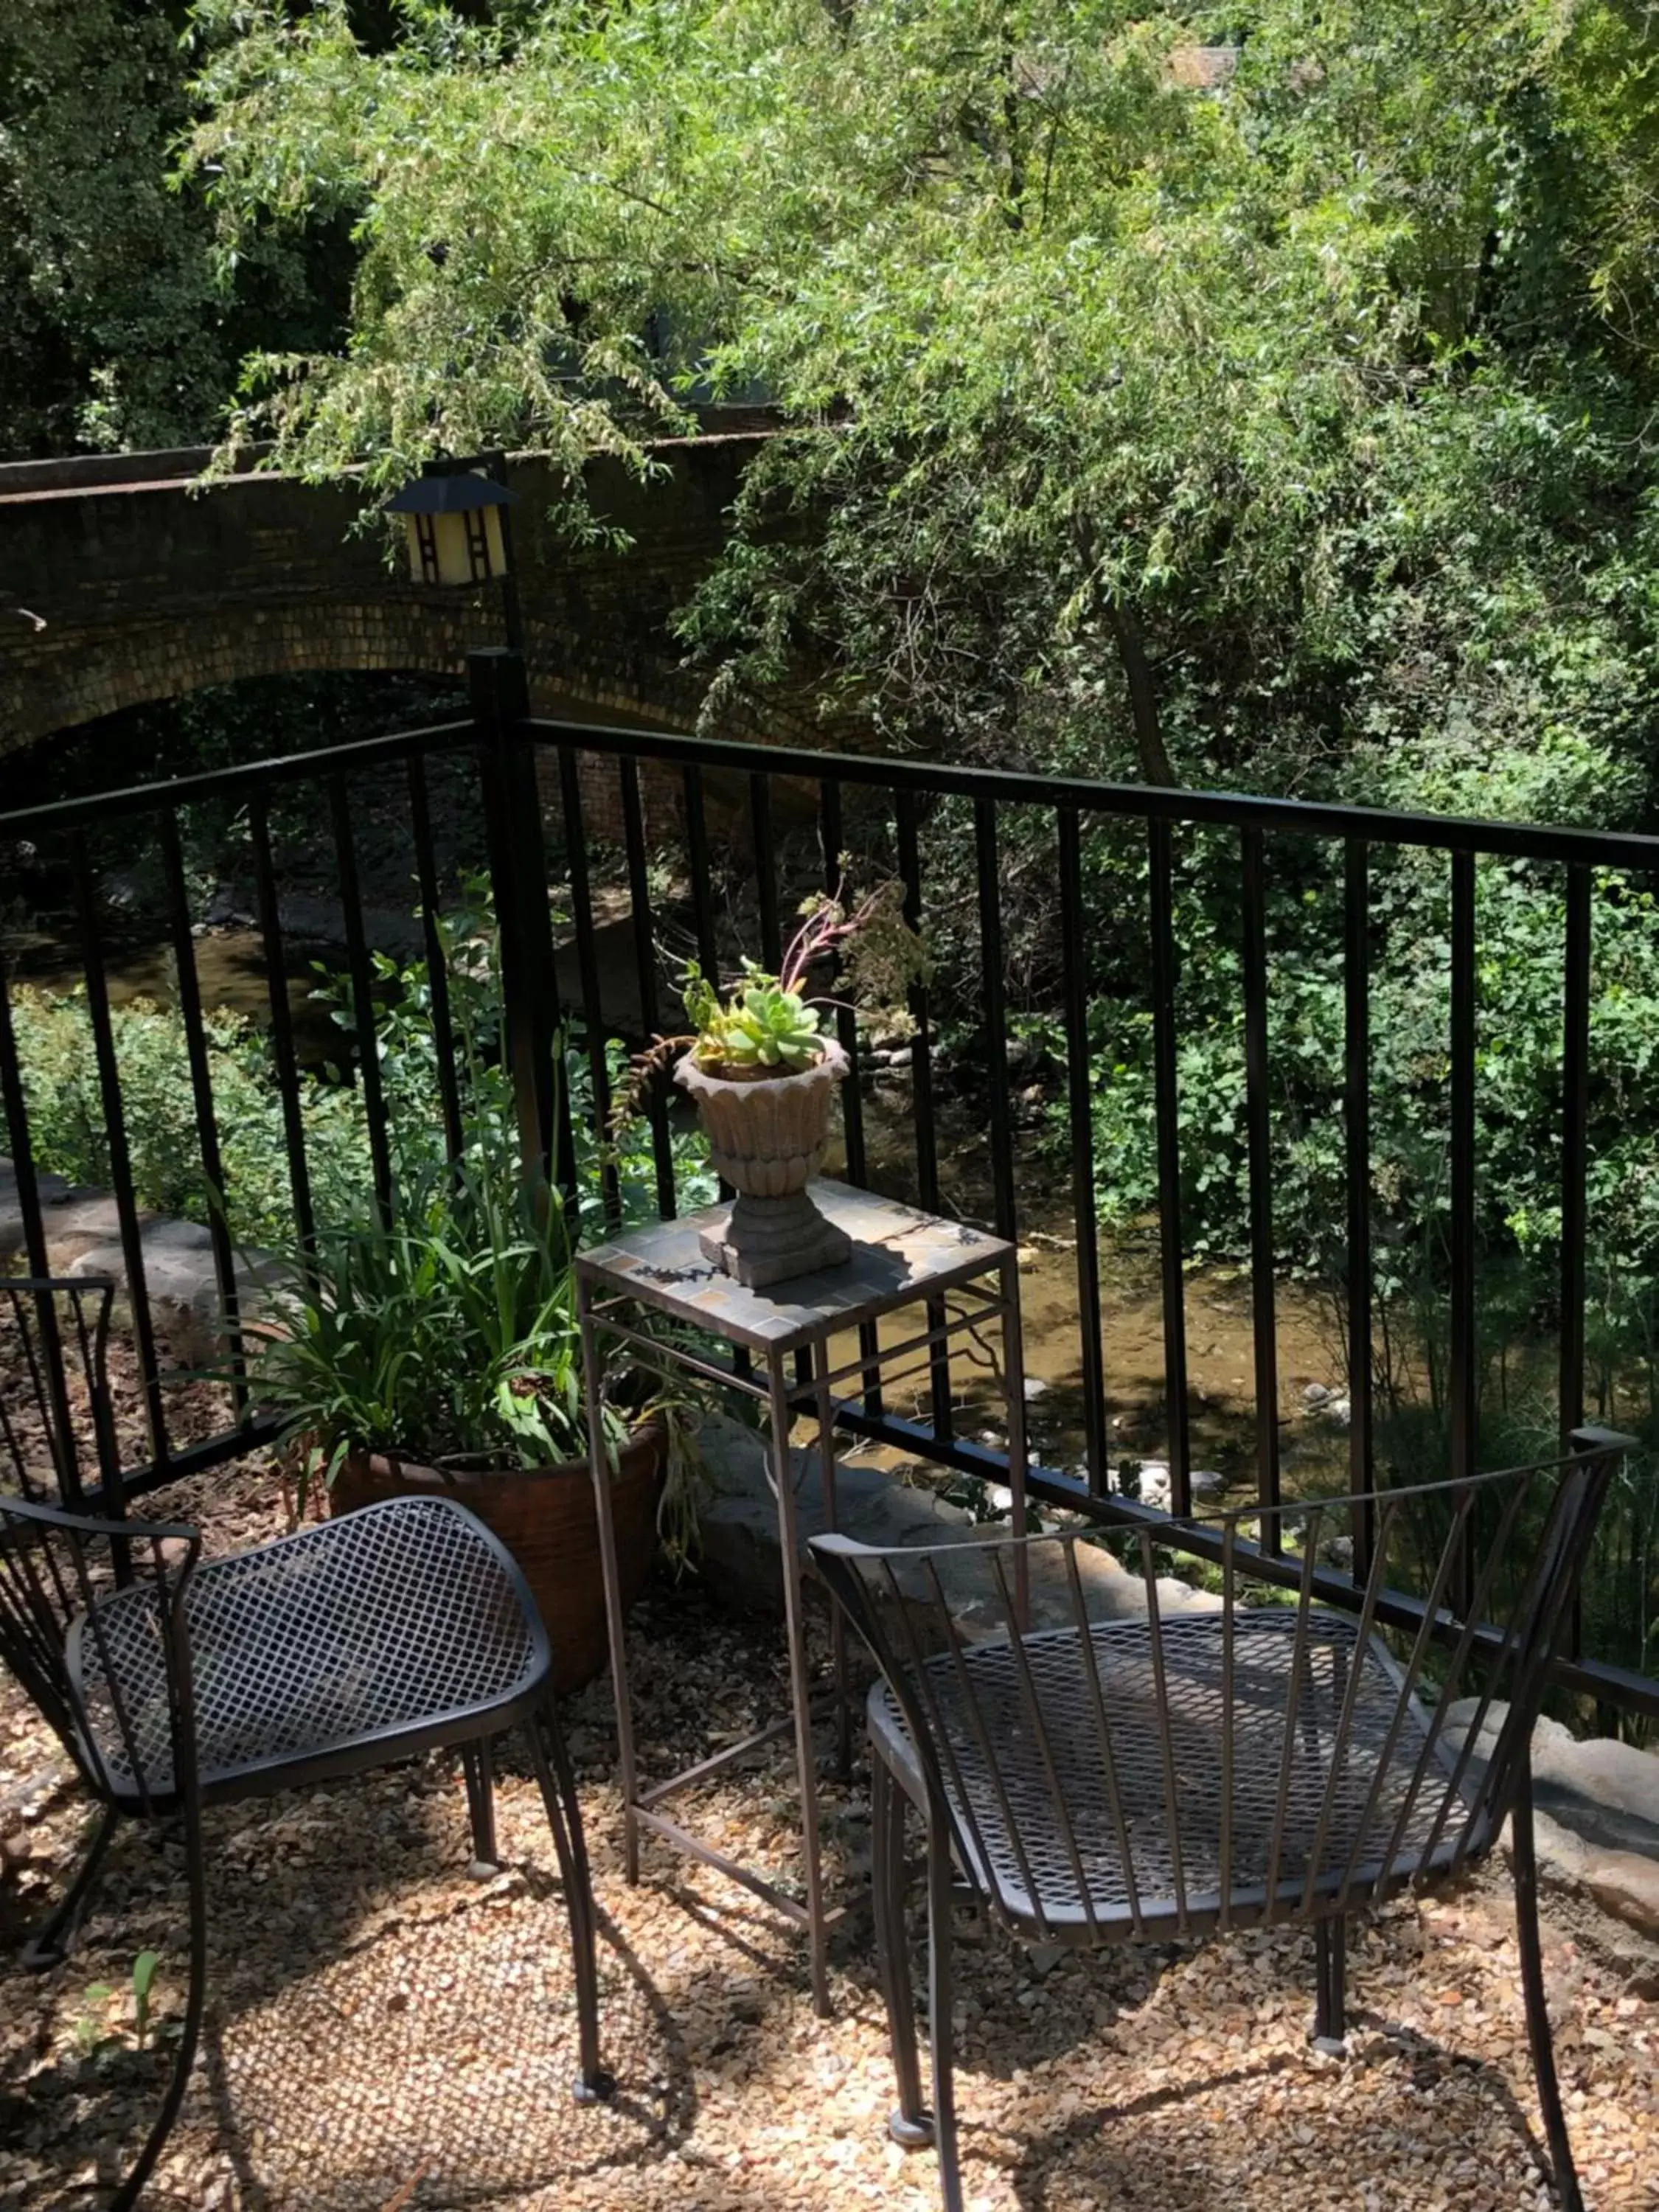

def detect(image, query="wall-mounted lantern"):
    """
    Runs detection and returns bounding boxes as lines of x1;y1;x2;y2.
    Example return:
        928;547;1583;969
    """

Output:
385;466;517;590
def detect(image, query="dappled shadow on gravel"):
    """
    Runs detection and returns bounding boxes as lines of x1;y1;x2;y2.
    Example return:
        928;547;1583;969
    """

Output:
4;1733;698;2211
4;1453;1658;2211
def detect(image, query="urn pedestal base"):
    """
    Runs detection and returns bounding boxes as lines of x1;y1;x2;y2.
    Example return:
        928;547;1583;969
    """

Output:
698;1189;853;1289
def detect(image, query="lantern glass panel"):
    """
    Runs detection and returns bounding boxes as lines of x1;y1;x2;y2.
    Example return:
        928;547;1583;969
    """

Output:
396;479;509;586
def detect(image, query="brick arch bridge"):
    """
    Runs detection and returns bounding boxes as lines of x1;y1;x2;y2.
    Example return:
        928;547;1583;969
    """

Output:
0;425;801;758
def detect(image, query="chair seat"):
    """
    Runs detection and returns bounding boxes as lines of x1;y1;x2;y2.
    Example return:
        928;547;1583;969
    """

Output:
870;1607;1475;1941
69;1496;547;1804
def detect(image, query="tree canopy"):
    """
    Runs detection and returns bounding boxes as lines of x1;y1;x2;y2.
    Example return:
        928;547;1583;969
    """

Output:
7;0;1659;808
0;0;353;456
173;0;1659;803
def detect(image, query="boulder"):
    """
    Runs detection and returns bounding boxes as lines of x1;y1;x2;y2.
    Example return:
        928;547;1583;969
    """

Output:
0;1157;276;1359
7;1184;131;1265
1441;1697;1659;1947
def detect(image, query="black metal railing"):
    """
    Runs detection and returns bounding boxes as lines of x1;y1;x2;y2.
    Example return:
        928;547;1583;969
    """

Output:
3;644;1658;1722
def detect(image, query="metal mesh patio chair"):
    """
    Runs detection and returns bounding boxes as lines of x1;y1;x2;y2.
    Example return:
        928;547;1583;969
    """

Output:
1;1277;612;2212
810;1427;1631;2212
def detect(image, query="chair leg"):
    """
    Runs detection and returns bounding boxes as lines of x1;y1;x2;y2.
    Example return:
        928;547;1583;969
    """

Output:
20;1802;117;1970
925;1814;964;2212
462;1738;499;1871
111;1790;209;2212
872;1754;931;2149
1312;1915;1347;2053
524;1694;613;2106
1513;1763;1584;2212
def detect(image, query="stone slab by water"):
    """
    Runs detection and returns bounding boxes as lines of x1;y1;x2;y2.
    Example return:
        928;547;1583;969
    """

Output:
1444;1697;1659;1954
0;1156;277;1355
695;1411;1221;1628
0;1158;70;1253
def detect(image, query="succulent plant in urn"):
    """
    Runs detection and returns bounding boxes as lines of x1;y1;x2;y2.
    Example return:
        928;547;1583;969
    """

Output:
615;877;927;1287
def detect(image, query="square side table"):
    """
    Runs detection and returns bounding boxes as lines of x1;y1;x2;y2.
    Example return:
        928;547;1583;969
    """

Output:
575;1180;1029;2016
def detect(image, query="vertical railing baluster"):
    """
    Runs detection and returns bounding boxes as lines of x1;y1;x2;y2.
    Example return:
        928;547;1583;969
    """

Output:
682;762;723;984
406;754;465;1166
557;746;619;1227
1450;849;1478;1490
751;772;782;971
1559;860;1591;1660
0;964;49;1289
896;788;953;1441
328;775;394;1223
248;794;315;1260
683;761;749;1378
1559;863;1590;1447
69;831;167;1471
1058;804;1108;1498
1147;816;1191;1512
158;811;247;1418
817;779;872;1197
1242;827;1281;1542
1345;840;1374;1578
470;650;577;1216
974;799;1018;1246
819;778;880;1410
1449;849;1478;1619
619;757;676;1220
894;790;940;1212
0;945;77;1467
246;796;314;1265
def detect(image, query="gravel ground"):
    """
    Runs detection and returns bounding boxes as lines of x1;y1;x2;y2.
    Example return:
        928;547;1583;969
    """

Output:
3;1456;1658;2212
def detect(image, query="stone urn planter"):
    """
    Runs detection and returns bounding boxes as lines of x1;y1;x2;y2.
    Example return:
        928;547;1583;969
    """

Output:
675;1039;853;1288
330;1421;665;1693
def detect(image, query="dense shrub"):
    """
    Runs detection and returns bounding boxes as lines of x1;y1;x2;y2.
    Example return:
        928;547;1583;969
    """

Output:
8;896;713;1253
8;984;366;1251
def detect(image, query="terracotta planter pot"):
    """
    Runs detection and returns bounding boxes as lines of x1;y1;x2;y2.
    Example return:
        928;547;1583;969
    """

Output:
675;1040;853;1287
330;1422;664;1694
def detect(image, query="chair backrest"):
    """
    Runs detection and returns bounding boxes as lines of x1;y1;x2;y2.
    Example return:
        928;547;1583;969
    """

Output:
0;1489;201;1812
1;1276;121;1510
811;1429;1628;1941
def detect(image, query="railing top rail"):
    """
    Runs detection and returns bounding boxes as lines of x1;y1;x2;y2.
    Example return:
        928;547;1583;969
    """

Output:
7;698;1659;874
521;716;1659;872
0;717;476;837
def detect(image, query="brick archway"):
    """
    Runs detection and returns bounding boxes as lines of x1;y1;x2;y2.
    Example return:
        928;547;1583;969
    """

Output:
1;594;699;752
0;433;773;758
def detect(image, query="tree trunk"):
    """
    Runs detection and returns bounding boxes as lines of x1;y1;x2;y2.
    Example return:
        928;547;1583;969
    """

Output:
1108;600;1179;787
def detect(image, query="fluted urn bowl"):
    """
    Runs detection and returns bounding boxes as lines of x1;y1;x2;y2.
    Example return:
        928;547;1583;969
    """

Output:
675;1039;852;1287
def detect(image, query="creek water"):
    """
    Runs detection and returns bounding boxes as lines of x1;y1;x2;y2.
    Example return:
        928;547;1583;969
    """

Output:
821;1079;1349;1504
7;923;341;1062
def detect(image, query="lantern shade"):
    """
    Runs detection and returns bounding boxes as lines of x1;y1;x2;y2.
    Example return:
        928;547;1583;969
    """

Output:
386;470;515;588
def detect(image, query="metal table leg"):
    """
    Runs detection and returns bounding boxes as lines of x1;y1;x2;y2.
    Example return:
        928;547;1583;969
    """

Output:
815;1346;852;1782
1000;1253;1032;1627
580;1278;642;1885
768;1352;833;2017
